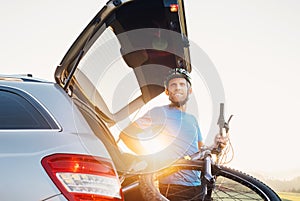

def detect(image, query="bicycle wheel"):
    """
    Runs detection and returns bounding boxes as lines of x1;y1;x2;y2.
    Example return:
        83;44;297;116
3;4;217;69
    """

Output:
211;165;281;201
156;160;282;201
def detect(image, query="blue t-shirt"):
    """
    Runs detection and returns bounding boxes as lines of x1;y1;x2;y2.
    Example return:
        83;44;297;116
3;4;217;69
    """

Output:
134;105;203;186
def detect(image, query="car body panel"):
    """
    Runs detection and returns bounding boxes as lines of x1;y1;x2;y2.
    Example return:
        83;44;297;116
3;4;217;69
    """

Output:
0;79;113;200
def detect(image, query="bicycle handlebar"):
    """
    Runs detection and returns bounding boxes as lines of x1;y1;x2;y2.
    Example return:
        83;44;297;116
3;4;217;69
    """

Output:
217;103;225;136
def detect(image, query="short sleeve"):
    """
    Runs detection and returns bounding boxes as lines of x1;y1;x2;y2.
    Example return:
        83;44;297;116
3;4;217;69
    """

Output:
194;116;203;142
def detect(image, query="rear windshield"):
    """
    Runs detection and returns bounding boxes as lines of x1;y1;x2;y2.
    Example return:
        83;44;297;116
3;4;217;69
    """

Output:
0;87;59;130
73;0;188;123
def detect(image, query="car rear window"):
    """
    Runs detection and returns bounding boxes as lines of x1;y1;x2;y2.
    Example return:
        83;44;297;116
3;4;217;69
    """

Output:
0;87;59;130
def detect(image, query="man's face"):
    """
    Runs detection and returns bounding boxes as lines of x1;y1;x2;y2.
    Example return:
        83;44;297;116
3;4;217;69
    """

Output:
166;77;192;106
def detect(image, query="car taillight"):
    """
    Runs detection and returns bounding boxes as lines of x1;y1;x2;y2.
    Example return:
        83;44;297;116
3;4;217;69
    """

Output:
170;4;178;12
42;154;124;201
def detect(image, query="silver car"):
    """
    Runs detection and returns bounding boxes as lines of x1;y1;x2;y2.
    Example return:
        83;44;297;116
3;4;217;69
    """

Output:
1;0;187;200
0;75;123;200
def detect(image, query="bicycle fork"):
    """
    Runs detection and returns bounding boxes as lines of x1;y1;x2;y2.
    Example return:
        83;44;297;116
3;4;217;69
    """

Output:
201;154;215;201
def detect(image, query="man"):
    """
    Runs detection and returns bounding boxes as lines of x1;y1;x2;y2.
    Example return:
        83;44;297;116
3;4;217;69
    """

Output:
120;68;226;200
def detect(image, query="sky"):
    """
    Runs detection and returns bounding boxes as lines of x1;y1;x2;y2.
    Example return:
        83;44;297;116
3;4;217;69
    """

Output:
1;1;300;180
185;1;300;179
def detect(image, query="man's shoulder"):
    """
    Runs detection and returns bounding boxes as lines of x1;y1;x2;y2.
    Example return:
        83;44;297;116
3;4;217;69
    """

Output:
146;105;171;117
149;105;169;112
185;112;198;121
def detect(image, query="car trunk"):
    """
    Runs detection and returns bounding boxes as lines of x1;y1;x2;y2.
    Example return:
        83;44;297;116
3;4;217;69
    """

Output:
54;0;190;174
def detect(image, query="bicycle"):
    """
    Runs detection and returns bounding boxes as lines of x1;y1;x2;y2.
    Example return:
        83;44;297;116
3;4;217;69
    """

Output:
120;103;282;201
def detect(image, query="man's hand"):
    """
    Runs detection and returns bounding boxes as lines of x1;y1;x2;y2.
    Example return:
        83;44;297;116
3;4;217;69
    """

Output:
214;134;228;150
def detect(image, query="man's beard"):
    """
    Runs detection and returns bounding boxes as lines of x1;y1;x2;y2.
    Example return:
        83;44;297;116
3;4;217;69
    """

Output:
169;95;189;107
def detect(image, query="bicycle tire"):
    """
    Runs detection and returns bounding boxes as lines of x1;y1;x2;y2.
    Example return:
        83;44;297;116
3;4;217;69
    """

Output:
212;165;281;201
156;160;282;201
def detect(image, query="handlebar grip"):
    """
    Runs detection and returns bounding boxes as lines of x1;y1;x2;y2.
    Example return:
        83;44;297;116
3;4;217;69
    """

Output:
217;103;225;134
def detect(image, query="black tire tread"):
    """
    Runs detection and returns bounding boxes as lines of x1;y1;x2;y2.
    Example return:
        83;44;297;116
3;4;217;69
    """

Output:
215;165;282;201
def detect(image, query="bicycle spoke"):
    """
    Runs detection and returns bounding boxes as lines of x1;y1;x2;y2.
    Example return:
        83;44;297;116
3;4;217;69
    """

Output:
210;176;265;200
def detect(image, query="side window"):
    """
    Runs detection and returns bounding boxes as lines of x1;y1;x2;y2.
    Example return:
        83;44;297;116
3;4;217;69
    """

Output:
0;87;59;129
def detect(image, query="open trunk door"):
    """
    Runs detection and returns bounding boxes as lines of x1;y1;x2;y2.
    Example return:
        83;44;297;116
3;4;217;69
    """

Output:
55;0;191;123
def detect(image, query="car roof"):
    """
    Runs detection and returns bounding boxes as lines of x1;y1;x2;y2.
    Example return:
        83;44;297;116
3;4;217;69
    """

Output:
0;74;51;83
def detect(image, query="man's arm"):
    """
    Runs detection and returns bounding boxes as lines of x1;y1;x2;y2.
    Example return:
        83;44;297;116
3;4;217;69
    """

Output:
119;122;146;154
198;141;204;151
